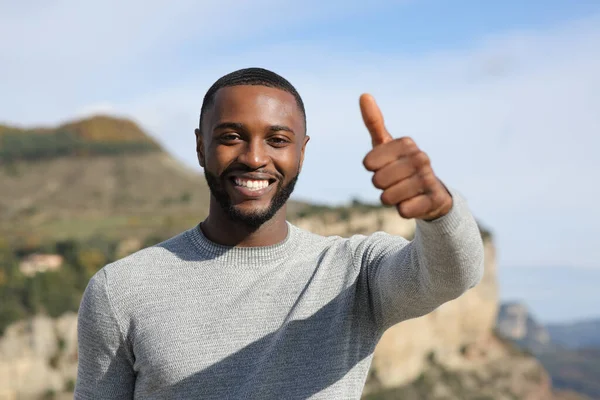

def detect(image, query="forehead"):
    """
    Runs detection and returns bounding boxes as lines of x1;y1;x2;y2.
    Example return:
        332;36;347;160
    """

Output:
206;85;303;130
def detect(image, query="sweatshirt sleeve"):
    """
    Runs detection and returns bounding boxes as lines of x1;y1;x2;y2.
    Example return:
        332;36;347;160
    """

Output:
355;187;485;331
74;268;136;399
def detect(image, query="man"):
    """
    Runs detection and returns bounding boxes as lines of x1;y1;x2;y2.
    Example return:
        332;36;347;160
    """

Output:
75;67;484;399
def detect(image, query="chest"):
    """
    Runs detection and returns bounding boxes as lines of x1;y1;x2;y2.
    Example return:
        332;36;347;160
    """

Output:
128;259;374;398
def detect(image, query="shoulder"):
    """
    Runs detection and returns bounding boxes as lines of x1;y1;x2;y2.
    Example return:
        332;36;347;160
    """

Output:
288;222;409;259
98;228;193;287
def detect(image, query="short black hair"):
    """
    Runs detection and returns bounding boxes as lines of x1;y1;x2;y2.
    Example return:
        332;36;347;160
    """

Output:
198;67;306;132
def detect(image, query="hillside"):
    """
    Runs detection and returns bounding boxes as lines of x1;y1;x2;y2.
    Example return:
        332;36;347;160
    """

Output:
1;152;211;241
539;348;600;399
0;115;161;163
496;302;600;399
547;319;600;350
496;302;555;354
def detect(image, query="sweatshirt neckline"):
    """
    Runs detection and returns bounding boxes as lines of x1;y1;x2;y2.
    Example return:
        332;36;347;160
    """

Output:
185;221;299;266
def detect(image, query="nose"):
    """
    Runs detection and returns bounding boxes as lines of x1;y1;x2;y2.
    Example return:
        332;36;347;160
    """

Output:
236;138;269;170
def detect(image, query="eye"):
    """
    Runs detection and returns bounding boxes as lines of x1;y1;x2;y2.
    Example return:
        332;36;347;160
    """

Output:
219;133;241;143
269;137;291;147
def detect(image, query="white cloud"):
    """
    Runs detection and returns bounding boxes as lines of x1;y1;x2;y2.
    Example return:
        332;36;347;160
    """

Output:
0;0;408;123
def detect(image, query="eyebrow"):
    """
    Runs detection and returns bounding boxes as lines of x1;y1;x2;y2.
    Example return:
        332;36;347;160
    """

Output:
213;122;244;132
213;122;295;135
269;125;295;135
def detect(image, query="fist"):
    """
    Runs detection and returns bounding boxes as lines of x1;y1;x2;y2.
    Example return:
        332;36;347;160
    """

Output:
359;94;452;221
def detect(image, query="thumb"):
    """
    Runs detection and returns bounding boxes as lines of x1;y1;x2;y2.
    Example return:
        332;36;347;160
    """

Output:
360;93;393;147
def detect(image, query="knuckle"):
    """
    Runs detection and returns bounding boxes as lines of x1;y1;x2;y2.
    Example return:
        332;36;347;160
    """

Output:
410;151;430;171
412;173;427;193
415;151;430;166
418;170;435;188
399;136;415;147
420;173;431;187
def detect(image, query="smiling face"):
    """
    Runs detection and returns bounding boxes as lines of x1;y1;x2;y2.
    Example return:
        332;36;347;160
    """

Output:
196;85;309;229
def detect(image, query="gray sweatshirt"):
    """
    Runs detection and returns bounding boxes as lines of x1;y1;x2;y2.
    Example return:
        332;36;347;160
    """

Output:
74;188;484;399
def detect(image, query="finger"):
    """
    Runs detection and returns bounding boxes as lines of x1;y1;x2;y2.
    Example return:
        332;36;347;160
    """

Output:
396;195;434;219
398;179;452;220
363;137;421;172
380;173;429;206
359;93;393;148
371;157;420;190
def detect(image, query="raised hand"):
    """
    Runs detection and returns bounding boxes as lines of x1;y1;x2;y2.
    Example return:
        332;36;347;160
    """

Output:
359;94;453;221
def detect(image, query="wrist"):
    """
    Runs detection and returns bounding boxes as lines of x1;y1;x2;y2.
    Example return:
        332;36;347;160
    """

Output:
422;198;453;221
422;183;453;221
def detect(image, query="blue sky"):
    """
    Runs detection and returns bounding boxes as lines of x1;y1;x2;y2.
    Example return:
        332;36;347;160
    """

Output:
1;1;599;322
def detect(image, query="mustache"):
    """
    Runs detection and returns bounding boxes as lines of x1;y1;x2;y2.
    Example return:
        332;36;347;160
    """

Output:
221;164;283;181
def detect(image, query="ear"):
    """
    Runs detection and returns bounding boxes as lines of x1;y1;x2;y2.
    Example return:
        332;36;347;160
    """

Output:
298;134;310;173
194;128;205;168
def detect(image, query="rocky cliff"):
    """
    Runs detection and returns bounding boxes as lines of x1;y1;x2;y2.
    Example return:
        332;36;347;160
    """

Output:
496;303;600;399
0;207;583;400
0;313;78;400
496;302;554;354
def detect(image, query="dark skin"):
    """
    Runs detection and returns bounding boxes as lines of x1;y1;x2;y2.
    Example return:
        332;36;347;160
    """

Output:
360;94;453;221
195;85;309;247
195;87;452;248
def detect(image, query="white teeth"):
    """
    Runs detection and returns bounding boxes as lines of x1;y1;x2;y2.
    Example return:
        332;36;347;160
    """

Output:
234;178;269;191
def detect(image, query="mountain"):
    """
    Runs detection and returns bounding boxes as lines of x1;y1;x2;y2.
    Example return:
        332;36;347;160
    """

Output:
0;115;161;162
496;302;600;399
544;318;600;398
538;348;600;400
547;319;600;350
496;302;555;354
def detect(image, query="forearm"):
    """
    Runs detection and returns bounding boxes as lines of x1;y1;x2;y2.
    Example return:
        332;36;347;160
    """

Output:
411;189;485;299
369;188;485;328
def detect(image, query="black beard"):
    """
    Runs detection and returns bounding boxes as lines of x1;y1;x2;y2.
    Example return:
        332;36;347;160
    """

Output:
204;169;299;230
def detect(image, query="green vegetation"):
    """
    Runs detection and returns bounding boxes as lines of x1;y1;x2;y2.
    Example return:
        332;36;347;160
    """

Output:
362;362;529;400
538;348;600;399
0;232;171;335
295;198;384;220
0;129;159;163
42;389;57;400
65;379;76;392
0;115;161;163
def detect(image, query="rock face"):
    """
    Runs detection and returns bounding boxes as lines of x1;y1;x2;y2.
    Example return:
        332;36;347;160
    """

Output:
496;302;553;354
363;335;557;400
294;207;417;239
496;304;600;399
0;313;78;400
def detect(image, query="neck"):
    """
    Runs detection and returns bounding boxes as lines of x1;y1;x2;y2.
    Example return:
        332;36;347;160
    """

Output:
200;203;289;247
